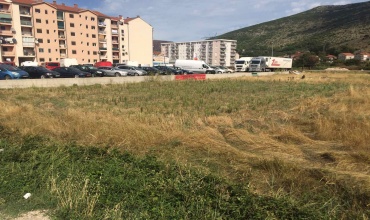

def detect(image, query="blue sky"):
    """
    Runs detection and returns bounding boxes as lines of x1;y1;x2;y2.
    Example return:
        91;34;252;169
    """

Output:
51;0;368;42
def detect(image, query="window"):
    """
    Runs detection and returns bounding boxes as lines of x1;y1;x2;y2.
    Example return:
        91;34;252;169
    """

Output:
38;39;43;43
70;23;74;27
86;25;88;29
47;39;50;43
92;43;96;46
40;58;45;62
91;26;95;29
36;19;41;23
71;41;76;45
71;32;75;36
91;17;95;21
88;51;90;55
36;29;42;33
85;16;87;20
39;48;44;53
48;49;51;53
46;30;49;34
87;42;89;46
46;20;48;24
93;51;97;55
86;34;89;37
92;34;96;38
72;50;76;54
69;14;74;18
35;9;40;13
49;58;52;61
45;10;48;14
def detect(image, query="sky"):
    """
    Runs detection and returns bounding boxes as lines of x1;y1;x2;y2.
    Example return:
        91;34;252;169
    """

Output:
52;0;368;42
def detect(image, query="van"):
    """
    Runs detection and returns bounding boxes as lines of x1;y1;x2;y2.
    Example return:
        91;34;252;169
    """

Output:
21;61;38;67
60;58;78;67
174;60;215;74
94;61;112;68
42;62;60;70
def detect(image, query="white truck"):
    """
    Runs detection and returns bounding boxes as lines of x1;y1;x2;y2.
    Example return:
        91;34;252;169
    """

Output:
249;56;292;72
60;58;78;67
174;60;215;74
21;61;38;66
234;57;253;72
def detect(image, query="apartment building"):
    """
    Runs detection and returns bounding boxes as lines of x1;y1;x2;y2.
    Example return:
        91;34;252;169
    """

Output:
161;39;237;67
0;0;153;66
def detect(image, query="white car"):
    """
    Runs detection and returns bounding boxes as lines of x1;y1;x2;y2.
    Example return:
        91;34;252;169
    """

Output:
98;67;129;77
211;66;227;74
218;66;234;73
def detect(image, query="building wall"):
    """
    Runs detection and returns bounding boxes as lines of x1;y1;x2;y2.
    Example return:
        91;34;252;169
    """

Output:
125;17;153;66
3;1;152;66
32;4;59;64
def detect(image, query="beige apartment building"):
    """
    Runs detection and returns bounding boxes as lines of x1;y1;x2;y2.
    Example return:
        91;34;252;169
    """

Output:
0;0;153;66
161;39;237;67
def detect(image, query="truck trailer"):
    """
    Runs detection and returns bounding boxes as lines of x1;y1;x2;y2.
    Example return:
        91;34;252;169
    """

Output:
60;58;78;67
234;57;253;72
249;57;292;72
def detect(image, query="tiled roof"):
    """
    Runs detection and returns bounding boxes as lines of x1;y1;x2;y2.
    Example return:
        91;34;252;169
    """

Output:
91;10;110;18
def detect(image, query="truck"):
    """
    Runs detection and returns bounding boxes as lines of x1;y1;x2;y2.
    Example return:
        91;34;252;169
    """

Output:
174;60;215;74
20;61;38;66
60;58;78;67
249;56;292;72
234;57;253;72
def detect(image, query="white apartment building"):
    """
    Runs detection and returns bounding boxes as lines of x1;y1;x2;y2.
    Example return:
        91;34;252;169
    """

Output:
161;39;237;67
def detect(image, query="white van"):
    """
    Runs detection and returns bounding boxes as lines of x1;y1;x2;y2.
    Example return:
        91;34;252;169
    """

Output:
21;61;38;66
60;58;78;67
174;60;215;74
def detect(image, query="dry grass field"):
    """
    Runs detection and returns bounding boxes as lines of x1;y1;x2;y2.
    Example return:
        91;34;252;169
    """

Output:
0;71;369;218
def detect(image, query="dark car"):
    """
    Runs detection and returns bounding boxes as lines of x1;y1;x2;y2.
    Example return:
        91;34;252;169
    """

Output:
70;65;104;77
53;67;90;78
154;66;182;75
174;66;193;74
141;66;165;75
19;66;60;78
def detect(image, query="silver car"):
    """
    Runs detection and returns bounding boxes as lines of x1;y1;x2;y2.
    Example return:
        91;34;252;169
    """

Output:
116;65;147;76
98;67;129;77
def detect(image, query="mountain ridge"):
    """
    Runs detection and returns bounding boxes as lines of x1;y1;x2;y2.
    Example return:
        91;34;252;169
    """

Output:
213;1;370;56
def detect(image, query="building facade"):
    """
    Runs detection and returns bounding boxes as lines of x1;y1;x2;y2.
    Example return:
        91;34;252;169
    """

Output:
0;0;153;66
161;39;237;67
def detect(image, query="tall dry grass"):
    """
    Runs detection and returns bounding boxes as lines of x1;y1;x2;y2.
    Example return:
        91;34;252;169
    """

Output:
0;72;369;215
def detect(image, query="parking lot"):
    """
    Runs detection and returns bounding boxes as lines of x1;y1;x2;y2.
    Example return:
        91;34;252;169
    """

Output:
0;72;279;89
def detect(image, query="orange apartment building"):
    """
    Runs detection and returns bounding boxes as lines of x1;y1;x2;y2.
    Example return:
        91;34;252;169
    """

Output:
0;0;153;66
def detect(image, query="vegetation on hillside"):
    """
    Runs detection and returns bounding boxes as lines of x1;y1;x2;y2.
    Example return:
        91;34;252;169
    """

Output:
0;73;369;219
214;2;370;57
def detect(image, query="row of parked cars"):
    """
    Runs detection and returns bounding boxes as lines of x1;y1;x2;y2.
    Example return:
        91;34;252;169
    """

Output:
0;63;199;80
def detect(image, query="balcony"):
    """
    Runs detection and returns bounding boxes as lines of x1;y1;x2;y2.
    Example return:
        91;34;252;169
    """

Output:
99;47;107;51
0;30;13;36
112;56;119;59
111;24;118;29
22;31;32;36
58;25;65;29
20;20;32;26
112;48;119;51
99;38;106;42
0;18;12;24
23;42;35;47
60;53;67;58
23;50;35;56
111;30;118;35
20;11;31;16
2;51;15;56
98;30;106;35
98;22;106;26
112;40;119;44
59;45;67;48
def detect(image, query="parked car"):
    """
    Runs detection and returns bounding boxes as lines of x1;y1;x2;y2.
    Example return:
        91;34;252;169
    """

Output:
19;66;60;78
98;67;129;77
211;66;227;74
154;66;182;75
116;65;147;76
0;64;29;80
218;66;234;73
70;65;104;77
94;61;112;68
174;66;193;74
53;67;90;78
140;66;164;75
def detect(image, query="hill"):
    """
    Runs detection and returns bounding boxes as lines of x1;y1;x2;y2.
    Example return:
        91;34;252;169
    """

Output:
214;1;370;57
